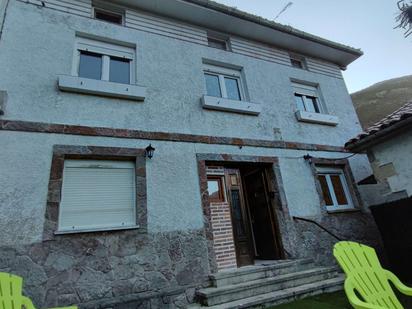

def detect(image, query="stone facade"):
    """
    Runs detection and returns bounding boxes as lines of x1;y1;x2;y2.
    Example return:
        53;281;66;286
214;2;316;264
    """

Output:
0;229;210;308
293;212;382;265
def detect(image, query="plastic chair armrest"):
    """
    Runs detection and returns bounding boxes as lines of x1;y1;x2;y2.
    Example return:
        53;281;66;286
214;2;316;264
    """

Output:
22;296;36;309
344;278;385;309
385;270;412;296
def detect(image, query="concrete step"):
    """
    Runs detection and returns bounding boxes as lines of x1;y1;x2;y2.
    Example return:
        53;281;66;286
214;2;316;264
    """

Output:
198;266;340;306
210;259;314;287
205;275;345;309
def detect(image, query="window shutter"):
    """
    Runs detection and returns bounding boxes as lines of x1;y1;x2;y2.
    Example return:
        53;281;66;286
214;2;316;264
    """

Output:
58;160;136;232
292;82;318;97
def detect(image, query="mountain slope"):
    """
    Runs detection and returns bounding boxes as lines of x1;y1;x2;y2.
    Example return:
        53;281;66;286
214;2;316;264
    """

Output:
351;75;412;129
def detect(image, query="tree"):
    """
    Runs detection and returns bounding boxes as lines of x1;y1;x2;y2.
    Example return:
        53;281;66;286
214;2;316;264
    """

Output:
395;0;412;37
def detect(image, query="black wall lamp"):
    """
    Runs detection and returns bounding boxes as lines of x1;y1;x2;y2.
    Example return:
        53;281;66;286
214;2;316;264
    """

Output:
145;144;155;159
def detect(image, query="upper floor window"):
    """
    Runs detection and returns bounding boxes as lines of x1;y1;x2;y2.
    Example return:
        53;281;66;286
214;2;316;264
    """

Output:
92;1;124;25
74;37;135;84
204;64;244;101
316;166;354;211
207;32;230;51
292;82;323;114
290;54;307;70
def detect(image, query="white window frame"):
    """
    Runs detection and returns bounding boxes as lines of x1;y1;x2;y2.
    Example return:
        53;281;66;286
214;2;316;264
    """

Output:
316;166;354;211
72;37;136;84
92;0;125;25
57;159;137;234
203;63;245;101
292;82;324;114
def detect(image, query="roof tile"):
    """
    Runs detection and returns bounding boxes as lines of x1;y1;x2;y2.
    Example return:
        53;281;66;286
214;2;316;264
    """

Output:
346;101;412;148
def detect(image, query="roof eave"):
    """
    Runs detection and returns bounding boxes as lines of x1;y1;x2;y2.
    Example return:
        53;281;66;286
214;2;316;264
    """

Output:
120;0;363;67
346;118;412;152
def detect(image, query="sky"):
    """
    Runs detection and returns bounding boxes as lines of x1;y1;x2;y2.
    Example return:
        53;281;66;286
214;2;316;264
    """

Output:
214;0;411;93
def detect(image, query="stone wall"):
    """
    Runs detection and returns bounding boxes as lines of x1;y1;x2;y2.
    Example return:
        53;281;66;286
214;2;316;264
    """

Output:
0;229;210;308
293;211;383;265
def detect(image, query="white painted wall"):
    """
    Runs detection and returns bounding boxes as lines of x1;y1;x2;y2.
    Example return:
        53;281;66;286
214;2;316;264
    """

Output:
0;1;375;247
370;130;412;197
0;0;363;146
0;130;371;246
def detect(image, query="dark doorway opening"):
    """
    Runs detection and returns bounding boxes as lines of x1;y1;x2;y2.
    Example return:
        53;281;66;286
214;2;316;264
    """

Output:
243;167;283;260
210;163;284;267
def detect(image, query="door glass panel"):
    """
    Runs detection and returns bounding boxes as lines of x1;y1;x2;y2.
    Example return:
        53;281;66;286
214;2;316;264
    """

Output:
109;57;130;84
204;73;222;97
294;94;305;111
224;77;241;100
330;175;348;205
318;175;333;206
231;190;246;237
230;175;238;186
79;51;102;80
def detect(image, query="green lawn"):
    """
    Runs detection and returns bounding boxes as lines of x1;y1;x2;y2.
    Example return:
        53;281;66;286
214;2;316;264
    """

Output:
270;290;412;309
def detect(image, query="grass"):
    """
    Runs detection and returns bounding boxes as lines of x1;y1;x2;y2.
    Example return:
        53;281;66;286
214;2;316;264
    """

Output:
269;290;412;308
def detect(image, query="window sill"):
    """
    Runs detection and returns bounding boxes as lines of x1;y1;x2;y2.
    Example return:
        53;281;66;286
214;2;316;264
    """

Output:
295;110;339;126
58;75;146;101
55;225;139;235
201;95;261;115
326;207;359;214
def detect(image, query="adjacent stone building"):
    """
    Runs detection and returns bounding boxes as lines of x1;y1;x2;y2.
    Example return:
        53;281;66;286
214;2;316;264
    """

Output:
0;0;381;307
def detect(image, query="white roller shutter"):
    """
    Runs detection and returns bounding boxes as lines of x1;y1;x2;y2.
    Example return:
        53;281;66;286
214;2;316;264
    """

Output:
58;160;136;233
292;82;318;97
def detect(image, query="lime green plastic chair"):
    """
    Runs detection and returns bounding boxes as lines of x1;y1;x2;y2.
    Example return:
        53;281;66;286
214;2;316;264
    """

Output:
334;241;412;309
0;272;77;309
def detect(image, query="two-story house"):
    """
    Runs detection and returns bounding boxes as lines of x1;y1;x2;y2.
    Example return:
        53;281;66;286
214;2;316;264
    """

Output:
0;0;381;307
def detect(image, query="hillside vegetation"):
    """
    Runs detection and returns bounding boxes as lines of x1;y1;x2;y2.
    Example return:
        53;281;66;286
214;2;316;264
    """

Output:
351;75;412;129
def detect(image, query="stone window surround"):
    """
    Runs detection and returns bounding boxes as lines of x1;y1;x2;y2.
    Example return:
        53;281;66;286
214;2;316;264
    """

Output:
309;157;363;214
43;145;147;241
196;153;294;273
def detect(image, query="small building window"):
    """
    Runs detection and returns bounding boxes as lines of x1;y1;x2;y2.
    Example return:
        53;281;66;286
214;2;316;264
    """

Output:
290;54;307;69
92;0;124;25
74;37;135;85
203;64;244;101
292;82;323;114
316;166;354;211
207;176;226;203
208;37;228;50
58;160;137;233
207;32;230;51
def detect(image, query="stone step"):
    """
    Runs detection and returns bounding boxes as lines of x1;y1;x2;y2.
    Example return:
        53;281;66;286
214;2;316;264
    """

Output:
204;275;345;309
197;266;340;306
210;259;314;287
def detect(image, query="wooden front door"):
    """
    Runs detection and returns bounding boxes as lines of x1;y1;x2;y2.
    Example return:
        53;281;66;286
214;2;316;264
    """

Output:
243;169;283;260
225;168;254;267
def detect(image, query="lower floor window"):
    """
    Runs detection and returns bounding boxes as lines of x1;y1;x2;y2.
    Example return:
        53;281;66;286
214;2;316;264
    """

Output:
316;166;354;211
58;159;136;232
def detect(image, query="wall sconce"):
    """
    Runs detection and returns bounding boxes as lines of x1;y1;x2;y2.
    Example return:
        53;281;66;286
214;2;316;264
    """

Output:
145;144;155;159
303;153;313;164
